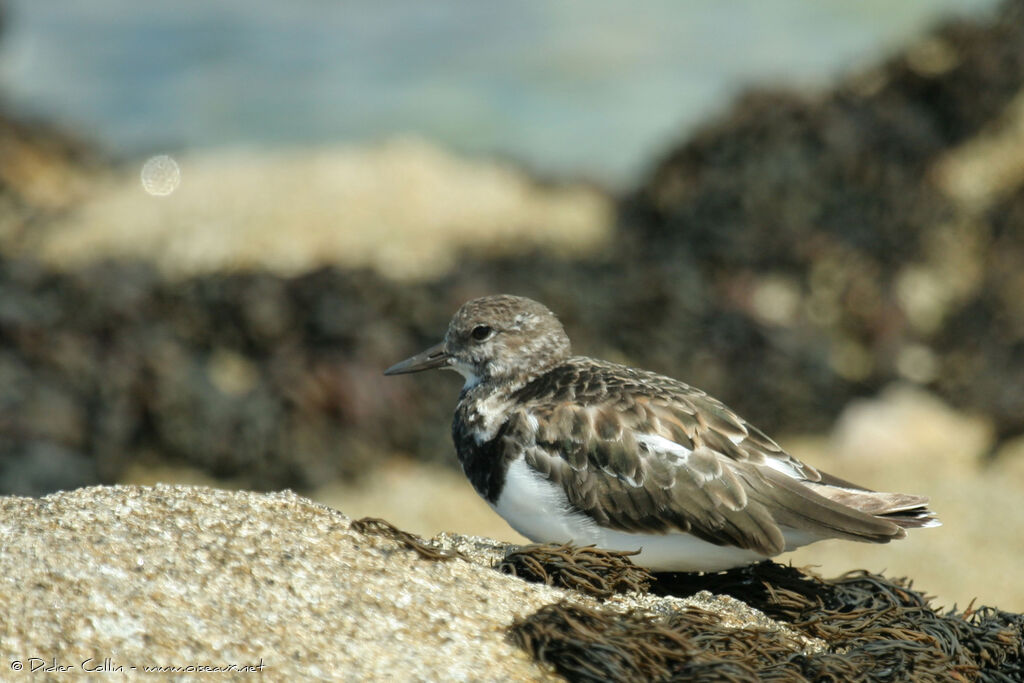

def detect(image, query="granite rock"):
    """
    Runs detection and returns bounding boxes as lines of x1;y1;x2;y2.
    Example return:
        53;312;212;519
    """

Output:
0;485;811;681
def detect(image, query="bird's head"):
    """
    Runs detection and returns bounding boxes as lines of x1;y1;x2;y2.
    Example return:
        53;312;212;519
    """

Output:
384;294;571;388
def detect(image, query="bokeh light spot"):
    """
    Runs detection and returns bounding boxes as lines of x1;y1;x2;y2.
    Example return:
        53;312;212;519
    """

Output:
140;154;181;196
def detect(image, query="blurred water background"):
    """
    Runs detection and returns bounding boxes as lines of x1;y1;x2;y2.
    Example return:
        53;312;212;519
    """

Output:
1;0;1022;613
0;0;1000;185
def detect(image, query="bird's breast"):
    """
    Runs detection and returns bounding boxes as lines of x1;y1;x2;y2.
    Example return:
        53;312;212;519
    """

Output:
455;391;516;445
452;393;519;503
491;457;598;542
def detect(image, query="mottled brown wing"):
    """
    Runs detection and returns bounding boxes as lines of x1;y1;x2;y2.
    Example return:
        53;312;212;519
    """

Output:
506;360;906;554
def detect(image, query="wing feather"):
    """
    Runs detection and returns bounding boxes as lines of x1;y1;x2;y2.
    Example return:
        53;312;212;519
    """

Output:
506;358;918;556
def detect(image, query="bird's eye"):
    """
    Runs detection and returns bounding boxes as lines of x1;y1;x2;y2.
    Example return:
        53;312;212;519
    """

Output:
471;325;493;341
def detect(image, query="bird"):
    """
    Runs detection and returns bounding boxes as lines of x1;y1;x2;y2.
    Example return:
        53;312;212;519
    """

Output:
384;294;939;572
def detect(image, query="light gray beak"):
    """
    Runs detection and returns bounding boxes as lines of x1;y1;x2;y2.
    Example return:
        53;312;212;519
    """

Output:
384;341;450;375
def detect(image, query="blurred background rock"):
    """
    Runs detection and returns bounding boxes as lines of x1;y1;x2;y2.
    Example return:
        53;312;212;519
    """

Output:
0;0;1021;609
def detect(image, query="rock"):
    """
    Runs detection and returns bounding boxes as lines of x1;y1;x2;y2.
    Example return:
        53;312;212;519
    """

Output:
0;112;107;247
27;138;613;281
0;485;811;680
3;485;1021;680
830;383;993;470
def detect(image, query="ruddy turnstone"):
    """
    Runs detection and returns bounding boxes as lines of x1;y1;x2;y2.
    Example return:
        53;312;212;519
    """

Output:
385;295;938;572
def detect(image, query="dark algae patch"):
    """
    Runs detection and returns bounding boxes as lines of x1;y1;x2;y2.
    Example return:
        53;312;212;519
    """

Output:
498;543;654;599
505;553;1023;682
510;601;798;682
339;517;1021;680
350;517;467;562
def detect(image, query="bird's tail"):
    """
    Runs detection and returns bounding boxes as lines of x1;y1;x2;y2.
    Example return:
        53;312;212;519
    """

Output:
807;472;940;530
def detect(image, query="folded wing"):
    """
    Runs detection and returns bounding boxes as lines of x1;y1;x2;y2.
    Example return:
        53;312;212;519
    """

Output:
506;366;935;556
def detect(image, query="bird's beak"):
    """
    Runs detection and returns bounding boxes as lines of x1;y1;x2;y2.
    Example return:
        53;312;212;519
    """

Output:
384;341;451;375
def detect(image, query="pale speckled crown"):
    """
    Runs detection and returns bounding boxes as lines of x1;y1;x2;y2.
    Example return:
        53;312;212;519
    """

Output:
444;295;571;385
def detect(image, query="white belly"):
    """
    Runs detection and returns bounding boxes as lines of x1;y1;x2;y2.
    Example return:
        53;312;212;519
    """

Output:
490;458;772;572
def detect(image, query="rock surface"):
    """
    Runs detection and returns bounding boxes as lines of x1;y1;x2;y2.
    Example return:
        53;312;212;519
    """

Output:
26;138;613;281
0;112;106;249
0;485;809;680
